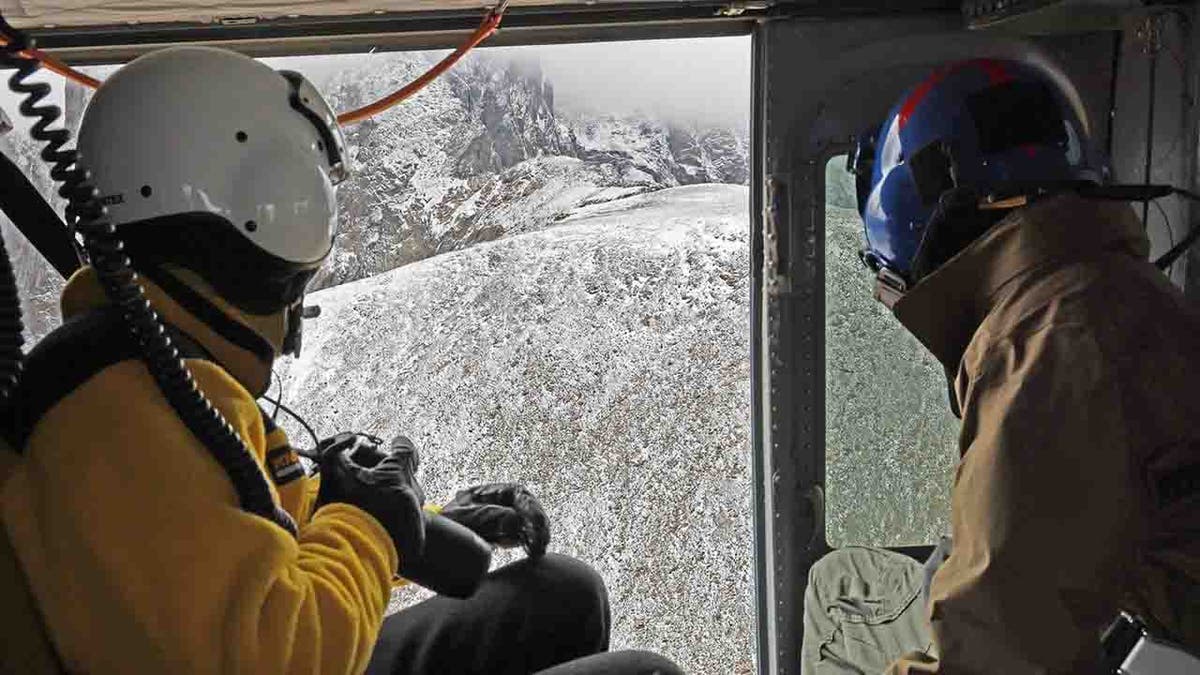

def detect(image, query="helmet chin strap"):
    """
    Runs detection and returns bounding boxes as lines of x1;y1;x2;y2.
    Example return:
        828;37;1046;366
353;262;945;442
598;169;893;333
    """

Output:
859;249;911;310
868;186;1010;311
282;302;304;358
282;301;321;358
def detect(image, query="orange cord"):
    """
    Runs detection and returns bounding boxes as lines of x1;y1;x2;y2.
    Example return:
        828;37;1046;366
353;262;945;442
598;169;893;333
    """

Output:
337;3;507;125
0;1;507;126
0;33;102;88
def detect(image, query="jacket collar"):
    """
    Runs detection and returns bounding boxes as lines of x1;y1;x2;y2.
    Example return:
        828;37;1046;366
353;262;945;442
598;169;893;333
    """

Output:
892;193;1150;371
60;267;280;396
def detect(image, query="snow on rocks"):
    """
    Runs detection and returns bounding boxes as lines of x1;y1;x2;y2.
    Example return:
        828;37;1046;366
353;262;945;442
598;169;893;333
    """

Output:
276;185;754;673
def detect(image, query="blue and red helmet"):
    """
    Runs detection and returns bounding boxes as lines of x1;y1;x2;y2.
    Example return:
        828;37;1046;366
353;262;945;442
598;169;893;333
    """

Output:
853;59;1105;280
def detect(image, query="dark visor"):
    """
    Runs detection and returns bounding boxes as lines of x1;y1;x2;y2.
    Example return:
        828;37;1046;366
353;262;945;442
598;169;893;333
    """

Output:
967;80;1068;155
119;213;324;315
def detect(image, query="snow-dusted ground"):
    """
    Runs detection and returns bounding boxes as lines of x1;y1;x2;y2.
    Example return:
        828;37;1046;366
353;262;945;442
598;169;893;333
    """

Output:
276;184;754;673
824;205;958;547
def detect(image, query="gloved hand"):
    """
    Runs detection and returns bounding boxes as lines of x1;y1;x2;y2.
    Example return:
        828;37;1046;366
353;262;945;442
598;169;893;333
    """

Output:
312;432;426;504
440;483;550;559
312;431;383;468
314;432;426;569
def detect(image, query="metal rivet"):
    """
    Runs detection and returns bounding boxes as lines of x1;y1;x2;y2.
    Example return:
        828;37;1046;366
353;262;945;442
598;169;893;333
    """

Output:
245;220;258;232
236;131;248;143
140;185;152;198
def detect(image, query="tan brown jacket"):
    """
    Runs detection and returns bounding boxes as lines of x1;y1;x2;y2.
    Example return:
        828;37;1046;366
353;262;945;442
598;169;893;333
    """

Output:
885;194;1200;674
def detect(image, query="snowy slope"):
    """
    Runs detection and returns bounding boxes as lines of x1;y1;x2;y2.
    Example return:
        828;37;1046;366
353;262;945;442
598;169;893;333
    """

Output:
823;205;957;546
276;184;753;674
0;133;66;345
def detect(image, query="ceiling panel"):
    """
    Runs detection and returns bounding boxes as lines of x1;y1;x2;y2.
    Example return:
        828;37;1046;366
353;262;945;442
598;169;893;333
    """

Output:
0;0;700;29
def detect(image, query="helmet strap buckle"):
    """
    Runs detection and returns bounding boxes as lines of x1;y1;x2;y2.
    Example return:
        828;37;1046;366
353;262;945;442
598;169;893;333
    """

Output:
978;194;1029;210
873;266;908;310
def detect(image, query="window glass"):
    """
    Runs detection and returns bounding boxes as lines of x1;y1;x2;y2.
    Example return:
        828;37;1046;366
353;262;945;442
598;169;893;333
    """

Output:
823;155;958;547
277;41;755;673
0;39;754;673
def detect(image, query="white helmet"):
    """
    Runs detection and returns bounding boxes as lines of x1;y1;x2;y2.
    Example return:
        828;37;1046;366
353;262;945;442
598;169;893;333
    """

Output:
76;46;348;316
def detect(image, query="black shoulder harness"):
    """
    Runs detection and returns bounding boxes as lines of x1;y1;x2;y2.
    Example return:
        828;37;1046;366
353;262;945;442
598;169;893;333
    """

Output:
5;308;212;449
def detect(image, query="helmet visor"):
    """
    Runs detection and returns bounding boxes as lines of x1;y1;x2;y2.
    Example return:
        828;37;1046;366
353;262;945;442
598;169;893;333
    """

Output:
967;81;1068;155
119;213;326;315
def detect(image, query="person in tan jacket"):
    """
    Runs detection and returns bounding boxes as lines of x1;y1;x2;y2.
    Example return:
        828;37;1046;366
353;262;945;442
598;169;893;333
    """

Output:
801;59;1200;674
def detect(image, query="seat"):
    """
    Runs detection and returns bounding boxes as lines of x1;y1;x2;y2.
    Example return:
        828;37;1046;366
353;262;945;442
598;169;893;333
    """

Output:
0;437;66;674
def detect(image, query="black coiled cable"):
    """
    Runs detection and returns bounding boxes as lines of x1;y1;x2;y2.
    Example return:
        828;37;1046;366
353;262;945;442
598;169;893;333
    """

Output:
0;20;297;536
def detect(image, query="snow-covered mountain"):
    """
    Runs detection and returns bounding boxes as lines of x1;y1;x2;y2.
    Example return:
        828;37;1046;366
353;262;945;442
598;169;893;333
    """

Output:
311;52;749;290
574;113;748;187
0;132;66;344
4;52;748;345
275;185;753;674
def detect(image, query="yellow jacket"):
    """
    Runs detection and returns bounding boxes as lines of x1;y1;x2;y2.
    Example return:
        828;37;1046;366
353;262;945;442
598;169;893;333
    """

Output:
1;268;398;674
886;194;1200;673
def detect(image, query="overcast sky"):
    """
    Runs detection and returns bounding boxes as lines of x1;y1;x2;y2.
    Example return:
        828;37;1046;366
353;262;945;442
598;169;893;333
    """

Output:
267;36;751;127
2;36;750;135
495;36;751;127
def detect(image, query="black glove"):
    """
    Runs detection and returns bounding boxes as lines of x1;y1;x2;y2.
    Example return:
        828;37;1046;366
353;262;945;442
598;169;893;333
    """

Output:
314;432;385;464
440;483;550;559
314;433;426;569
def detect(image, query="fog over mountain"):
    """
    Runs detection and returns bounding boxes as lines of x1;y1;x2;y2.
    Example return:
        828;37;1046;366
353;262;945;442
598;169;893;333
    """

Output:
499;37;751;129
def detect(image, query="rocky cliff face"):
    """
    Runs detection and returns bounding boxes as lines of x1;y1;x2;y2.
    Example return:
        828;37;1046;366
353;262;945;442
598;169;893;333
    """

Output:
4;50;756;674
307;52;748;290
574;114;749;187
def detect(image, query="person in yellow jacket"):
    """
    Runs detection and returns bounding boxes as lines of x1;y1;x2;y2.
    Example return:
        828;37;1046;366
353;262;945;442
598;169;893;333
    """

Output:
801;59;1200;674
0;46;681;675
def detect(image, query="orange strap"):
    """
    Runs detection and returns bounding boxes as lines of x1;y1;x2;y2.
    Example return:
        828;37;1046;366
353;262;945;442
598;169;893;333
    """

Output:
0;2;508;126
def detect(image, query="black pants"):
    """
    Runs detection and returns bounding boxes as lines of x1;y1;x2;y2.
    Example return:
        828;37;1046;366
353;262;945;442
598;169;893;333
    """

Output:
366;553;681;675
